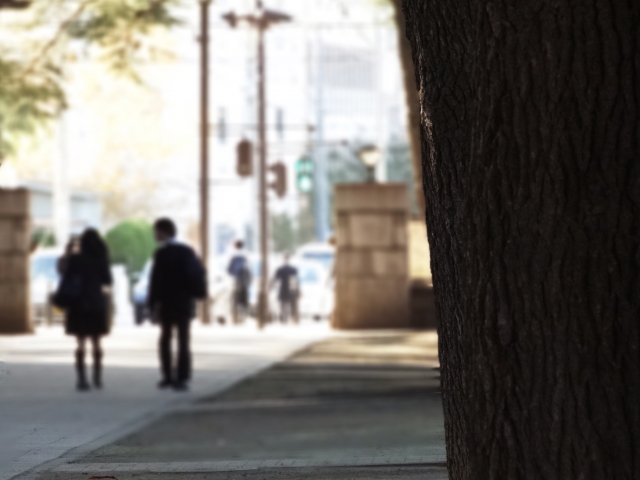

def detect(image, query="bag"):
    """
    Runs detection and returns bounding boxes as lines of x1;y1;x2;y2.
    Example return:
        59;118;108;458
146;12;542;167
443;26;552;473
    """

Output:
228;255;246;276
52;272;83;309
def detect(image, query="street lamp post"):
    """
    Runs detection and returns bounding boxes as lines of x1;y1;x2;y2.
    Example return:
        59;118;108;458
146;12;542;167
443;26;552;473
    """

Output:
199;0;211;324
223;2;291;328
357;145;382;183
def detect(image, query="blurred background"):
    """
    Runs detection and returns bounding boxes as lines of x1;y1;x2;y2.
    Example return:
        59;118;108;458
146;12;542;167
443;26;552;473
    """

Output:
0;2;443;478
0;0;431;329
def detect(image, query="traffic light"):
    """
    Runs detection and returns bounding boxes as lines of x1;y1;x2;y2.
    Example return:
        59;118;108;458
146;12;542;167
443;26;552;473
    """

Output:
236;139;253;177
295;156;314;193
269;162;287;198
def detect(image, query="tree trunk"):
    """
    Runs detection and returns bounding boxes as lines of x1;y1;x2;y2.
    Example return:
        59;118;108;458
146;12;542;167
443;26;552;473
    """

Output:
402;1;640;479
389;0;425;219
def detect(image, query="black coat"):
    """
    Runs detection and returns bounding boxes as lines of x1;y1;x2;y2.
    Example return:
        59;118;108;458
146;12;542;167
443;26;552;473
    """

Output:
148;242;206;322
64;253;112;336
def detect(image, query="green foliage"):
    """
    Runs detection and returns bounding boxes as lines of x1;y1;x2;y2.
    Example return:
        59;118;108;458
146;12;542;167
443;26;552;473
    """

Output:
66;0;182;78
31;226;56;247
0;0;183;155
386;139;419;215
327;147;368;185
0;59;65;155
270;197;316;253
105;219;155;276
270;213;296;254
325;147;367;230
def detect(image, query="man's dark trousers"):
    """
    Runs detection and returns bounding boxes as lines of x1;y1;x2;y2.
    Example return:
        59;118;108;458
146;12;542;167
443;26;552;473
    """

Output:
159;317;191;383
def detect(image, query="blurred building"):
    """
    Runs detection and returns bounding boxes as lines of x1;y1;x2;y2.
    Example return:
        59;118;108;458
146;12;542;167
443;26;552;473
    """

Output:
10;0;408;256
208;0;408;247
22;181;102;237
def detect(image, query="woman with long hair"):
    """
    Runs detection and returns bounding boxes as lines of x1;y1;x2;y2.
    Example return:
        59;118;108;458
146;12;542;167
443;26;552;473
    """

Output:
62;228;112;391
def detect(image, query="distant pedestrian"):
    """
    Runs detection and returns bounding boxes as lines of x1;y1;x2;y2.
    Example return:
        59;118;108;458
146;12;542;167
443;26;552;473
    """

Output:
148;218;207;391
271;254;299;324
227;240;252;325
53;229;112;391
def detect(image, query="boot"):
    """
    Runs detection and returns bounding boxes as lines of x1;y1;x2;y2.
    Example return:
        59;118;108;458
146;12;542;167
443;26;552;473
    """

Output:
75;350;90;391
93;350;103;389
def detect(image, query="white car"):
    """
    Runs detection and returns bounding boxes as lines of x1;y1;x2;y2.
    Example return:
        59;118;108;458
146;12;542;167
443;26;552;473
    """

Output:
296;242;335;271
132;260;153;324
30;248;64;324
294;260;334;320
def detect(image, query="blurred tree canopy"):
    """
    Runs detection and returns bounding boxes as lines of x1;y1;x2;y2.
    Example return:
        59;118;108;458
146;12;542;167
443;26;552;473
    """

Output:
270;213;296;254
0;0;182;156
105;219;155;276
270;204;316;254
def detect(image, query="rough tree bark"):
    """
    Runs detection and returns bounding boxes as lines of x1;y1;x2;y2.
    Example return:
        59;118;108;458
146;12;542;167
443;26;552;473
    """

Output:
403;0;640;479
389;0;425;219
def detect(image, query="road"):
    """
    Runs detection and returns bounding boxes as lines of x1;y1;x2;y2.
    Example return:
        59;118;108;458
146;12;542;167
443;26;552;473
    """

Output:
0;322;330;480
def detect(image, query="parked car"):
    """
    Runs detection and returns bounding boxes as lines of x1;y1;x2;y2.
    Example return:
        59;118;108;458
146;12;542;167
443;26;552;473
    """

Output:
296;242;335;271
132;260;153;324
30;248;63;325
295;260;334;320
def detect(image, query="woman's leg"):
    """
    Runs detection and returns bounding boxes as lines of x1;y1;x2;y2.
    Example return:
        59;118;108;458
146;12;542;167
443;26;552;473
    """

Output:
75;336;89;390
91;335;103;388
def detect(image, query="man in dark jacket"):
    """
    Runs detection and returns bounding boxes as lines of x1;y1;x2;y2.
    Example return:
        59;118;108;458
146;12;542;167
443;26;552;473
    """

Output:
148;218;207;391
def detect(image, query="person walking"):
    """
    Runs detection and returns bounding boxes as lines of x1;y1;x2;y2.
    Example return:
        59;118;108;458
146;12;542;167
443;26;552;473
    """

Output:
271;254;300;324
148;218;207;391
227;240;252;325
54;229;112;391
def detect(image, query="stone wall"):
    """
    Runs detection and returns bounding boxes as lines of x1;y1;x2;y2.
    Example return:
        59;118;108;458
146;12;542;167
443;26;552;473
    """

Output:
0;188;32;334
333;183;410;329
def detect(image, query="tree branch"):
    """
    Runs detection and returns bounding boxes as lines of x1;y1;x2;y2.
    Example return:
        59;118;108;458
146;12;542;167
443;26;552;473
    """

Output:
19;0;94;78
0;0;31;10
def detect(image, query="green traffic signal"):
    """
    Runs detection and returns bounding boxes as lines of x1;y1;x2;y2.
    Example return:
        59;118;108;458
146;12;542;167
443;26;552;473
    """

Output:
295;156;313;193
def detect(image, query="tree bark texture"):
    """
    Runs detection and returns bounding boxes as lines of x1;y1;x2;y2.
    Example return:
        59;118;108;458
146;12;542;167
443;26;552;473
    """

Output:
403;0;640;479
390;0;426;219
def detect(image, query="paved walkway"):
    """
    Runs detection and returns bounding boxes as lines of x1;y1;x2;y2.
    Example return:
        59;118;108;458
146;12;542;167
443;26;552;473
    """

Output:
22;330;448;480
0;322;330;480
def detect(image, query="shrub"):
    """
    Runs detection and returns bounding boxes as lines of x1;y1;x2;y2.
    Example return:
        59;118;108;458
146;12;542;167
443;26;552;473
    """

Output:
105;219;155;278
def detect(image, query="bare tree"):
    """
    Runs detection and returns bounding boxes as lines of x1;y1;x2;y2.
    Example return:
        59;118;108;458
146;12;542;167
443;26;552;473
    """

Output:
402;0;640;479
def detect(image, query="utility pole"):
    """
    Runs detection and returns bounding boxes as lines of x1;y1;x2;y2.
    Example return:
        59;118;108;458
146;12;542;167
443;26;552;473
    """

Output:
53;111;70;247
199;0;211;324
313;38;328;242
256;0;269;328
222;2;291;328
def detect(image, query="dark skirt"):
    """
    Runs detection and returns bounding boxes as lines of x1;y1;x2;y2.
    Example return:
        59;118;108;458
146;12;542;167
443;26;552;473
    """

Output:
65;296;110;336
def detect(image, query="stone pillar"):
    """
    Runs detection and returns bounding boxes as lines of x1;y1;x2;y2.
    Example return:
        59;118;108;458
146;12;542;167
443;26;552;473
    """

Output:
333;183;410;329
0;188;32;334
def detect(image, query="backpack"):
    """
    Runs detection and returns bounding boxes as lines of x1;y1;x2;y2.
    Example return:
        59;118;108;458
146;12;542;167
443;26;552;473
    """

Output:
228;255;247;277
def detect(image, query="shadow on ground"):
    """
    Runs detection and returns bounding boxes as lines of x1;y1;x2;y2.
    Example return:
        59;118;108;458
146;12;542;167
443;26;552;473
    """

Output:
34;331;447;480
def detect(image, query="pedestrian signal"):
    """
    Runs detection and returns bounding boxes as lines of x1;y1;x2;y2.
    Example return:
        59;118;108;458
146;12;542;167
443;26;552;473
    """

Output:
269;162;287;198
295;156;313;193
236;139;253;177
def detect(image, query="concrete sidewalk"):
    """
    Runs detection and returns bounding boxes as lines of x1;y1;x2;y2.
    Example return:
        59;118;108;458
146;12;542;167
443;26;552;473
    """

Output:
24;330;448;480
0;322;330;480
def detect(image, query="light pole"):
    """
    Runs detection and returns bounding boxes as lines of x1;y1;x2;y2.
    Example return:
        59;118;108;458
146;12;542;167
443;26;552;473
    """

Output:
357;145;382;183
199;0;211;324
222;2;291;328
